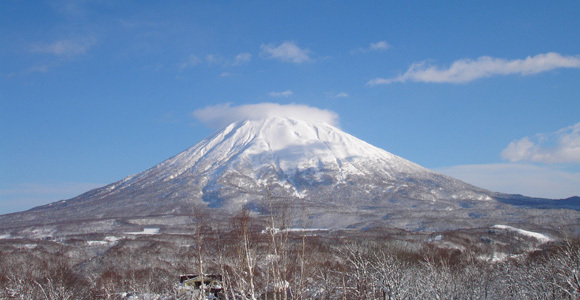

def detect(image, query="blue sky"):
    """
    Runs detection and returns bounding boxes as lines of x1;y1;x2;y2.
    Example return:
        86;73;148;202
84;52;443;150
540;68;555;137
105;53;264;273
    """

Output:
1;1;580;214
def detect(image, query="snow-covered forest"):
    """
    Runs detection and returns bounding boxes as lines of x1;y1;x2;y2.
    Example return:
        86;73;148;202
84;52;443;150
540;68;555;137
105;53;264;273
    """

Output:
1;209;579;299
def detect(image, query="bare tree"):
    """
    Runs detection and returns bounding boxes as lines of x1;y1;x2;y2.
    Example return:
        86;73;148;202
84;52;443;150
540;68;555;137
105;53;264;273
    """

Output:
231;208;260;300
553;238;580;299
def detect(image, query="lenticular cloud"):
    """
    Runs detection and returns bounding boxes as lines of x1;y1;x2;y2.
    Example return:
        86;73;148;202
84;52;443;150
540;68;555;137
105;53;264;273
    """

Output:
192;103;339;129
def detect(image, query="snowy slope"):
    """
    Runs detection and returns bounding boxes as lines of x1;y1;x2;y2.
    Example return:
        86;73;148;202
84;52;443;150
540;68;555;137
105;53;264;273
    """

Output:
3;116;548;230
55;118;491;214
118;118;428;189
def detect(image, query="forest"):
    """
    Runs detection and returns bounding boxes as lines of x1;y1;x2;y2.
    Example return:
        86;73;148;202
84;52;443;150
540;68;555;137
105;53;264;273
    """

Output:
1;209;579;300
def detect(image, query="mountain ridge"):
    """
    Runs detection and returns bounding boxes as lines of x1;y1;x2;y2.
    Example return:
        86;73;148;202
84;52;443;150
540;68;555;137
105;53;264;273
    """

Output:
1;117;579;232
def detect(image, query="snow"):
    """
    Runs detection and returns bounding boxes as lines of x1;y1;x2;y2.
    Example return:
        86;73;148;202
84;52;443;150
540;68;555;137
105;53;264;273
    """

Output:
87;237;119;246
0;234;11;239
83;236;119;246
478;251;527;263
105;236;120;242
493;225;553;243
126;228;160;235
262;227;329;234
479;252;508;263
22;228;56;239
87;240;109;246
126;117;433;191
57;116;494;223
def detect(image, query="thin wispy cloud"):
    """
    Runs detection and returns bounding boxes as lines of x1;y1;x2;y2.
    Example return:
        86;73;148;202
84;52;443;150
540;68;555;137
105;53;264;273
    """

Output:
369;41;391;51
118;19;161;31
351;40;391;54
206;54;222;65
501;122;580;164
26;65;49;74
0;182;103;196
179;54;201;69
50;0;90;18
141;63;164;72
0;182;104;213
368;52;580;85
32;37;96;57
260;41;312;63
156;112;179;123
233;52;251;66
334;92;349;98
437;163;580;199
181;52;252;69
6;65;49;78
192;103;339;129
269;90;293;98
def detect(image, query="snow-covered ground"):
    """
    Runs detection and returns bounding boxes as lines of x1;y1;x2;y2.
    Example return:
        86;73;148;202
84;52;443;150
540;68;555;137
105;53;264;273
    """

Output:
87;240;109;246
492;225;552;243
262;227;329;234
86;236;120;247
125;228;160;235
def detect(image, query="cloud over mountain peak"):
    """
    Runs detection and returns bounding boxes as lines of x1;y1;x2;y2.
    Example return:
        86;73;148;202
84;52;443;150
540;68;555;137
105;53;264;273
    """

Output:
192;103;339;129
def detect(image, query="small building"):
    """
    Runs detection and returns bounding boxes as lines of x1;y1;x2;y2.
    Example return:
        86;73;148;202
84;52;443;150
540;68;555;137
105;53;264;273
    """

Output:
179;274;223;299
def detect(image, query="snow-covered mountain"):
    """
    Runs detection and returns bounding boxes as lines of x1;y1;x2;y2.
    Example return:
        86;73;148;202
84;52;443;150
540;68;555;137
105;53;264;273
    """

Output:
1;117;579;231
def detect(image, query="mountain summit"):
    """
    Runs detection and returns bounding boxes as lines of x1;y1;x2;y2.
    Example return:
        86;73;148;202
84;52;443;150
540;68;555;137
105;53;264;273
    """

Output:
2;117;578;231
123;117;491;204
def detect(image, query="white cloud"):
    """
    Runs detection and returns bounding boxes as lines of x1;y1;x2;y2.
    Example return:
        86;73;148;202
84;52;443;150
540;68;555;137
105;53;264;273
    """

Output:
32;37;96;56
439;122;580;199
233;52;251;66
260;41;312;63
501;122;580;164
335;92;349;98
369;41;391;51
269;90;293;98
437;163;580;199
192;103;339;129
368;52;580;85
351;40;391;54
501;137;536;162
179;54;201;69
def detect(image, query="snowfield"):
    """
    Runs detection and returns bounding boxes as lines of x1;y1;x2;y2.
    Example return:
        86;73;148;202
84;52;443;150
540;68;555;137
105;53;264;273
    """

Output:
492;225;552;243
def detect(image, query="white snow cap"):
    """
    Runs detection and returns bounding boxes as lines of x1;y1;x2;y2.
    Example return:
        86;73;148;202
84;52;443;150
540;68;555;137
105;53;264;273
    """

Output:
193;102;339;128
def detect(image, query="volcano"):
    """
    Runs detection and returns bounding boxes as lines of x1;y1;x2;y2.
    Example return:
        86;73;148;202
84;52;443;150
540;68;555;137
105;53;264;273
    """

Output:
1;117;579;232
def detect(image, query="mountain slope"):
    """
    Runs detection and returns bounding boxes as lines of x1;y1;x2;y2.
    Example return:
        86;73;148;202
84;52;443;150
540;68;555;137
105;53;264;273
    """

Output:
1;117;578;231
